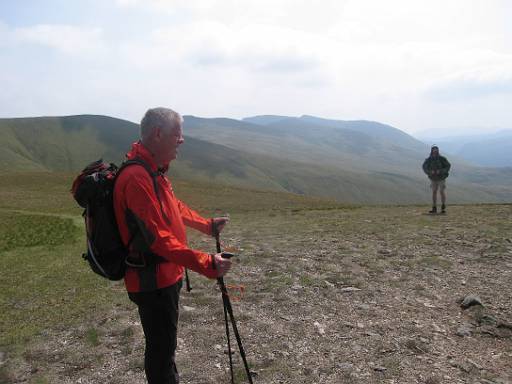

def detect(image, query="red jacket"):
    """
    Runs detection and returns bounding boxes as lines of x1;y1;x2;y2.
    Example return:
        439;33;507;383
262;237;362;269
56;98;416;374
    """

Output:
114;141;217;292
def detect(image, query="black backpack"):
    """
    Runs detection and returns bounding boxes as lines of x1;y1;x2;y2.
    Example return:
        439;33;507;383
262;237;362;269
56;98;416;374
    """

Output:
71;158;157;280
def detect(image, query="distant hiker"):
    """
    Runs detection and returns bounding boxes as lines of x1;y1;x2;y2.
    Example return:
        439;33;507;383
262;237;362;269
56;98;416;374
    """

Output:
113;107;231;384
422;145;451;214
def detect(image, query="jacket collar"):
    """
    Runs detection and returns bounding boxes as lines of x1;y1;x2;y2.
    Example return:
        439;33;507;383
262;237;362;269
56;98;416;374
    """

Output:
126;141;168;173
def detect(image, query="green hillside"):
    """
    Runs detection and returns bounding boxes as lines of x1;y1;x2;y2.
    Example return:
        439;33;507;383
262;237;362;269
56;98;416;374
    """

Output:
0;115;137;171
184;115;512;189
1;114;511;204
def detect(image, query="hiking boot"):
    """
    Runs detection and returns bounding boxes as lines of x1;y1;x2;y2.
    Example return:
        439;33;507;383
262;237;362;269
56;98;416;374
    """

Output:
441;204;446;214
429;206;437;214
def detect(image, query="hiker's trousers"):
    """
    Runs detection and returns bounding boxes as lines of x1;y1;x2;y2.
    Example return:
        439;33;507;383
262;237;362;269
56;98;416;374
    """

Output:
129;280;182;384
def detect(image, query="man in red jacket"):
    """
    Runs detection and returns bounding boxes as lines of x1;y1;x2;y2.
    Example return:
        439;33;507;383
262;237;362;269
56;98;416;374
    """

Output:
114;107;231;384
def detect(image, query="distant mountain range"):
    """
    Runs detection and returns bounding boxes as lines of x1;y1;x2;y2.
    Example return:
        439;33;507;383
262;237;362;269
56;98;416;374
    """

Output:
420;130;512;167
1;114;511;204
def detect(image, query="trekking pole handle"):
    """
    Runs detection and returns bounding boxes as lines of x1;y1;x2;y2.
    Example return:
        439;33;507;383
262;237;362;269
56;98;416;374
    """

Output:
221;252;236;259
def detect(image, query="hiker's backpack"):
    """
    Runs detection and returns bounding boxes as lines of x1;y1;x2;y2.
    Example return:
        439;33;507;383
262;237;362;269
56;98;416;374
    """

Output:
71;159;156;280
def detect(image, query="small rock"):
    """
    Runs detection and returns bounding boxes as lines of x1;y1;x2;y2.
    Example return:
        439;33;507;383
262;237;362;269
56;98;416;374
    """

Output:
340;287;361;293
460;294;483;309
466;359;482;370
432;323;446;334
364;331;381;339
456;324;473;337
0;351;5;363
214;344;222;350
497;321;512;330
357;303;370;310
182;305;195;312
378;249;392;255
324;280;335;288
214;362;222;369
313;321;326;335
374;366;387;372
337;362;353;370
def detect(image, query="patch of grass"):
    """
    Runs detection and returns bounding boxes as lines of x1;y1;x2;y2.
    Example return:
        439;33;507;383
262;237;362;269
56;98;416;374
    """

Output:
263;275;293;291
30;375;50;384
299;274;316;287
0;240;129;349
0;211;79;252
86;328;100;347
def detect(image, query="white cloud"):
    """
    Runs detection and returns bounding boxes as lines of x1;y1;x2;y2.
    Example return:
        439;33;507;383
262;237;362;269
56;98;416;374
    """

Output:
119;21;324;79
14;24;106;57
426;63;512;101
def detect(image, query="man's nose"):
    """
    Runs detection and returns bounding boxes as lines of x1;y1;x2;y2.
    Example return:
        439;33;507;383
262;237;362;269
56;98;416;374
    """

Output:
178;137;185;145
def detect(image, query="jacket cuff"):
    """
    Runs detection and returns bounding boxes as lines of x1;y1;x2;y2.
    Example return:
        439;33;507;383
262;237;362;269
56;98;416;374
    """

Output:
203;253;218;279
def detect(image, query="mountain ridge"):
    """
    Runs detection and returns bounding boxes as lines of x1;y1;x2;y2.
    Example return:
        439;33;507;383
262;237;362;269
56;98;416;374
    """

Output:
1;114;511;204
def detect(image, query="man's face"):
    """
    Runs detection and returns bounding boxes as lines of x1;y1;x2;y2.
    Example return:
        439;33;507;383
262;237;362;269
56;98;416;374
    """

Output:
431;147;439;157
156;122;185;166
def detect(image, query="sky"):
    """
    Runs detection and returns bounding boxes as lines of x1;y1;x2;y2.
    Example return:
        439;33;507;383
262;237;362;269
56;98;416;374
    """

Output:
1;0;511;135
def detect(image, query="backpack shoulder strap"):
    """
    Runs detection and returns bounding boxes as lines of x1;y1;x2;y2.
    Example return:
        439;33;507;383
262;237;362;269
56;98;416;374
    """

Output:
119;159;158;192
117;158;169;223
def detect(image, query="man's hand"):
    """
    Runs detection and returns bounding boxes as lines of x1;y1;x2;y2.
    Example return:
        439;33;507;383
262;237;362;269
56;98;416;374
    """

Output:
213;253;232;277
212;216;230;236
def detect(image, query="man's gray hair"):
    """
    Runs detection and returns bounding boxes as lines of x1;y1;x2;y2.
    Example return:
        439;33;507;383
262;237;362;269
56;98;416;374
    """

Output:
140;107;183;140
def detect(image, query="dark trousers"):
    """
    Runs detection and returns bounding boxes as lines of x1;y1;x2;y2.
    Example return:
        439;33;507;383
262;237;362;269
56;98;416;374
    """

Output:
128;280;182;384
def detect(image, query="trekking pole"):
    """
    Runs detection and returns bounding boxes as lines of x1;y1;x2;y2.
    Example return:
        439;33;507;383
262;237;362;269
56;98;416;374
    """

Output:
214;231;254;384
216;237;235;383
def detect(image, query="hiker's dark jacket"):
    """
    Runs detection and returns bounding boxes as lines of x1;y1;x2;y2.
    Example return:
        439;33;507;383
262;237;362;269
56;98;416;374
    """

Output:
422;155;451;181
114;141;217;292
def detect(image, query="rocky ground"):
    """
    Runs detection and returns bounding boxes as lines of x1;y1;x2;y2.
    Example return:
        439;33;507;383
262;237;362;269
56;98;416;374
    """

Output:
3;204;512;383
